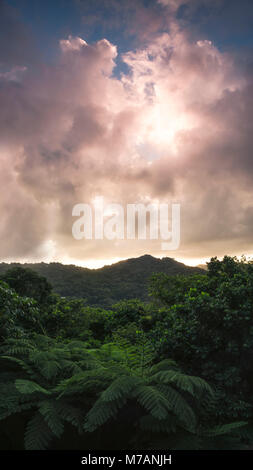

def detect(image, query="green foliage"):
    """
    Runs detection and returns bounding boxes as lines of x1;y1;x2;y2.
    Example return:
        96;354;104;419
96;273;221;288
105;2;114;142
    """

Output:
0;256;203;307
1;255;253;450
149;256;253;422
1;267;53;307
0;281;42;341
0;335;94;449
0;333;240;450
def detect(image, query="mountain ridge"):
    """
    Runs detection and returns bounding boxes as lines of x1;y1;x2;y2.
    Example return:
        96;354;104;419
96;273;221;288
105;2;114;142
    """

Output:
0;255;204;307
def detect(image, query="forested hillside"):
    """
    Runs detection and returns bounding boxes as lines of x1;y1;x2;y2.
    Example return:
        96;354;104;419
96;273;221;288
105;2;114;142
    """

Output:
1;256;253;450
0;255;203;306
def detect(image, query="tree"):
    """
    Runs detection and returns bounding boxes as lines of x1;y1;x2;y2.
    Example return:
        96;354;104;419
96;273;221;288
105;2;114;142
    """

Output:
149;256;253;422
1;267;53;307
0;281;41;341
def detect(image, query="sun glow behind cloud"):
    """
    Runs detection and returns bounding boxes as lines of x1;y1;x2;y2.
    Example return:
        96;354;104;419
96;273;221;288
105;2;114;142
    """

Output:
145;106;197;154
0;10;252;268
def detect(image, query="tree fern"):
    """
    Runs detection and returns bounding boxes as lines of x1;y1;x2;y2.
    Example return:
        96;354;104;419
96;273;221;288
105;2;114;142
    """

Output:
82;345;212;434
0;333;248;450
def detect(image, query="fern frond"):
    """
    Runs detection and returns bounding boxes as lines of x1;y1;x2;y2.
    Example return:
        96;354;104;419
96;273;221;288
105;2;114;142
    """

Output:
1;337;35;356
156;384;197;431
134;385;170;420
151;370;213;398
55;369;113;398
38;400;64;438
149;359;179;374
38;360;61;380
139;414;177;434
0;381;35;420
101;376;141;402
84;398;124;432
56;401;82;432
1;356;35;377
15;379;51;395
24;412;54;450
201;421;248;437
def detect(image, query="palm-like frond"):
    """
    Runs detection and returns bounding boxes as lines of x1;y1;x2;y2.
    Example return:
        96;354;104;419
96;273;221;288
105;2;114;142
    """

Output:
38;400;64;438
84;397;123;432
134;385;170;420
150;370;214;398
15;379;51;395
100;375;141;402
156;383;197;431
200;421;248;437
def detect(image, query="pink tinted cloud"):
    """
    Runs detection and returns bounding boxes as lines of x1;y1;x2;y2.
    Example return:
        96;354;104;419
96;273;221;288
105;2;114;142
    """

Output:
157;0;190;9
0;29;252;264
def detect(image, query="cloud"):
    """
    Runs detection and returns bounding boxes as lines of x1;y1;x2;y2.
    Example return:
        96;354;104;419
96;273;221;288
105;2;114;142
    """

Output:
59;36;88;52
78;0;170;44
157;0;190;9
160;0;253;49
0;24;253;264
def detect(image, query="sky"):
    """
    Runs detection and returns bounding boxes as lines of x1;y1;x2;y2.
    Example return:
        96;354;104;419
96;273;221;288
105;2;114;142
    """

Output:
0;0;253;268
